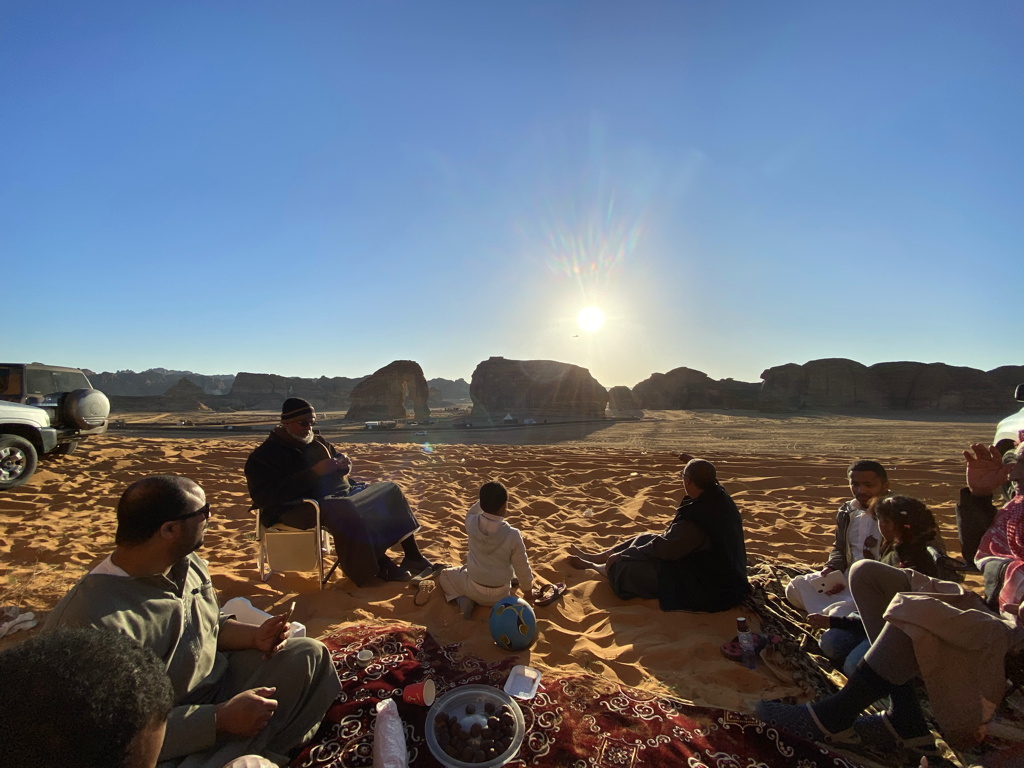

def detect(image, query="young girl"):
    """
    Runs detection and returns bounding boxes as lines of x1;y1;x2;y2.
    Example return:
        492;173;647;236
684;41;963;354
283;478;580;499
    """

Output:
875;495;940;577
811;495;943;676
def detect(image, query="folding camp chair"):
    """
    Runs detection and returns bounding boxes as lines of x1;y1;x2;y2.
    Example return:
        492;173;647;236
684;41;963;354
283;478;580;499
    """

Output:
254;499;341;589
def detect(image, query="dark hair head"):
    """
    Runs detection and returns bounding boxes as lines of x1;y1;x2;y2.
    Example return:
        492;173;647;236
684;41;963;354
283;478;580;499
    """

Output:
683;459;718;490
848;459;888;482
115;474;204;546
874;495;937;543
0;627;173;768
479;481;508;514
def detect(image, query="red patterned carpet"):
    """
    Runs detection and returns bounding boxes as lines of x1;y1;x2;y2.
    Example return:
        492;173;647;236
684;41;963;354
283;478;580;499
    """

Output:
288;623;865;768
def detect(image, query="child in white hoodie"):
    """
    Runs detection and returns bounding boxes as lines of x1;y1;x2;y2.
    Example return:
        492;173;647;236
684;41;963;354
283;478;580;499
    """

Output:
437;481;535;618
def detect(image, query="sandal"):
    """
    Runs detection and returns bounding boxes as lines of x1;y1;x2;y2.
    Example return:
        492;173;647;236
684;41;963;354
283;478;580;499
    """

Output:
756;700;861;746
720;633;779;662
0;609;36;639
854;713;940;757
533;582;567;607
413;580;436;606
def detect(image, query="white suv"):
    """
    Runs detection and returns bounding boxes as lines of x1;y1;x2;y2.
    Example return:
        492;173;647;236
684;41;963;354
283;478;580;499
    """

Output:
0;364;110;490
995;384;1024;449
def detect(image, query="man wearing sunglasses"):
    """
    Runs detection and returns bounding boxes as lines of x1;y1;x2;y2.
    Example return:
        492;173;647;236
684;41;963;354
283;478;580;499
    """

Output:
245;397;438;585
45;474;341;768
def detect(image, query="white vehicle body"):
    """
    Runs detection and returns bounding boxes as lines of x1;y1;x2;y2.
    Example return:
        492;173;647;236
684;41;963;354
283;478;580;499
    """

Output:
994;384;1024;446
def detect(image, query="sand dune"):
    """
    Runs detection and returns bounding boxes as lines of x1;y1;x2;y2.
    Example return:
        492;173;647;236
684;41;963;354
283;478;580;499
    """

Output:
0;411;995;716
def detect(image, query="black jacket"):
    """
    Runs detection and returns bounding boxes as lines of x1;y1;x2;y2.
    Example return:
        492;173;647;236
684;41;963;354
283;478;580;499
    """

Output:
244;430;350;526
650;484;750;612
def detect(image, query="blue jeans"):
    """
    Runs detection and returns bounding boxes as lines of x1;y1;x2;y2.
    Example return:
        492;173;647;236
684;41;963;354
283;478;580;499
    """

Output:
820;628;869;678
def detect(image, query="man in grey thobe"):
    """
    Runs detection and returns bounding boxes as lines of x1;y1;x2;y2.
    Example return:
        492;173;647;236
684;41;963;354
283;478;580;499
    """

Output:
45;474;341;768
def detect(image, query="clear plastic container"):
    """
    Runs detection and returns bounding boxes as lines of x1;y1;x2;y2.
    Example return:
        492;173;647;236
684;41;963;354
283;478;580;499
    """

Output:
424;685;525;768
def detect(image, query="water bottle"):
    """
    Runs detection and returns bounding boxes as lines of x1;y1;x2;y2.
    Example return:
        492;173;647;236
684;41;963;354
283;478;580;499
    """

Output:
736;617;757;669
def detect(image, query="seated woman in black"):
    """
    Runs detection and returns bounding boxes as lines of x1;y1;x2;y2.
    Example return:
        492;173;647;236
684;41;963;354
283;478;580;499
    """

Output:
568;458;750;612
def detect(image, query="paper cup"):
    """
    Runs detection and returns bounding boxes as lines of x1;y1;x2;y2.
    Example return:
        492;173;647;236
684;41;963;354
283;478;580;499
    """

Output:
402;678;436;706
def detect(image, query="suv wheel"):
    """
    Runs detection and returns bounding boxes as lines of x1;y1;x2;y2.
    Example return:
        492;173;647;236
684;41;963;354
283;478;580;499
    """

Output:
51;440;79;456
0;435;38;490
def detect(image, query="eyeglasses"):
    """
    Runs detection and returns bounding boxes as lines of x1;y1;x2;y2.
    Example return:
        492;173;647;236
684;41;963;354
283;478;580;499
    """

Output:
295;419;316;428
168;502;211;523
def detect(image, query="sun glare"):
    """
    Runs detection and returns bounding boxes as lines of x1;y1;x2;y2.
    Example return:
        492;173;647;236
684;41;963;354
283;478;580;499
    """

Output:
577;306;605;333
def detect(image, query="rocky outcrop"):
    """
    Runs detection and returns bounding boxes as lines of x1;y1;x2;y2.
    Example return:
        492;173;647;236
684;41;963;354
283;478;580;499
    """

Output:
344;361;430;422
163;377;204;398
227;372;365;411
428;377;471;402
630;368;761;410
718;379;762;409
987;366;1024;392
755;358;1021;413
759;358;888;411
607;385;642;417
870;362;1007;411
632;368;719;409
107;378;208;413
469;357;607;422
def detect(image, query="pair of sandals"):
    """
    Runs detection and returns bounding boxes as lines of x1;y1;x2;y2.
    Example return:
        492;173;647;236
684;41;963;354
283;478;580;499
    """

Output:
533;581;567;606
719;632;781;662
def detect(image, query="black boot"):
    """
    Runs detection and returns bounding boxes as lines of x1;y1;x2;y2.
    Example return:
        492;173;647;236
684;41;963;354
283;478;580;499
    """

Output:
813;659;896;734
377;556;411;582
399;537;434;574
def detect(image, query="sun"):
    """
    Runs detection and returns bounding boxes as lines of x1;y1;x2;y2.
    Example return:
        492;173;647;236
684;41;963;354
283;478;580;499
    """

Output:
577;306;605;333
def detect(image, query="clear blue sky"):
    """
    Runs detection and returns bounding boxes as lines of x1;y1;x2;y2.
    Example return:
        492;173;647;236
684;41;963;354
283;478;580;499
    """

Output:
4;2;1022;389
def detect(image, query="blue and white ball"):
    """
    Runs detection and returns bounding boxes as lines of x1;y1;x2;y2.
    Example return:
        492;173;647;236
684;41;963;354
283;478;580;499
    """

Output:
488;597;538;651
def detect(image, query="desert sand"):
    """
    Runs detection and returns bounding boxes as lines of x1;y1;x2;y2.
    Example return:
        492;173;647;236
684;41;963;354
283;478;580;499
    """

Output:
0;410;996;717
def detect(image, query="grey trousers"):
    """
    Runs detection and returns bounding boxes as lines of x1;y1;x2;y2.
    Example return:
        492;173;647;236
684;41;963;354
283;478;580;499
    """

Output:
848;559;919;685
162;637;341;768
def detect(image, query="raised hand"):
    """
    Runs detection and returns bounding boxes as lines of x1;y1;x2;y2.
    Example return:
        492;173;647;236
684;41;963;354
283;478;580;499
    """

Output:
963;443;1011;496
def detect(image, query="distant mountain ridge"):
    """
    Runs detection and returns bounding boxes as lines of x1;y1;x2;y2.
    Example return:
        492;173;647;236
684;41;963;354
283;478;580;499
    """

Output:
86;368;236;396
88;368;473;403
90;360;1022;415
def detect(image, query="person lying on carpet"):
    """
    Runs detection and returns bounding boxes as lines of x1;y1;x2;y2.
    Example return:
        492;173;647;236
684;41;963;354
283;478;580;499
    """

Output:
245;397;439;585
45;474;342;768
757;442;1024;755
437;481;537;618
568;458;750;612
808;495;947;677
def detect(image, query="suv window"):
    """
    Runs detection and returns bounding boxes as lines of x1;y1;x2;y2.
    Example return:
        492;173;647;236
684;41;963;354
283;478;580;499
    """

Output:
24;369;91;397
0;366;22;399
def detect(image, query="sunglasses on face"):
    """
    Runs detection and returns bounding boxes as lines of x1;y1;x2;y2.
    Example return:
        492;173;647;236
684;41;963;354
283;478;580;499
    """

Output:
168;502;211;523
295;420;316;428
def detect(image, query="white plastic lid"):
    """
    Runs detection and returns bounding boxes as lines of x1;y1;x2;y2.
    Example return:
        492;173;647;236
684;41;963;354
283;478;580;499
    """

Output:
503;665;542;699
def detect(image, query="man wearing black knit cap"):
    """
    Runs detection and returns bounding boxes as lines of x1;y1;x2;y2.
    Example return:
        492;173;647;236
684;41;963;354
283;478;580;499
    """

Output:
245;397;436;584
